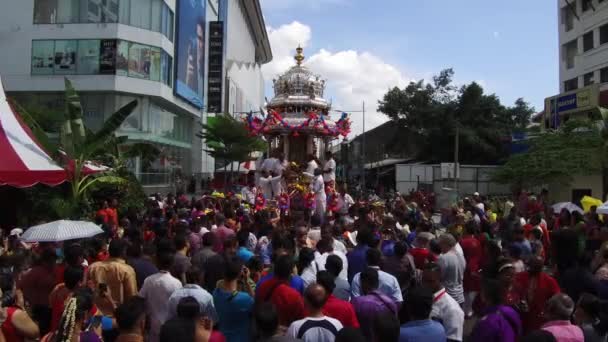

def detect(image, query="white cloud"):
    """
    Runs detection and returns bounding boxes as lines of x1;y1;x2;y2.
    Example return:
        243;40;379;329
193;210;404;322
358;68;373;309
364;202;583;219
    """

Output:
493;31;500;39
262;21;411;138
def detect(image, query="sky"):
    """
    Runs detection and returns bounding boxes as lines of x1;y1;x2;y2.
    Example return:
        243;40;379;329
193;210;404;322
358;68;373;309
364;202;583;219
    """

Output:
258;0;558;137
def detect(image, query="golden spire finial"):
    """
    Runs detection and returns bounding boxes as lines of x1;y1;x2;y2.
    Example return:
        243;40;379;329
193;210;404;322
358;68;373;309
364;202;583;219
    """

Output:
294;45;305;65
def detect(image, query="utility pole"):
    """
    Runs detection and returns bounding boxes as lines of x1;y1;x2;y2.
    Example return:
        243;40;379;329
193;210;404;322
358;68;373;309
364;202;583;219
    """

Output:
453;125;459;195
361;101;366;191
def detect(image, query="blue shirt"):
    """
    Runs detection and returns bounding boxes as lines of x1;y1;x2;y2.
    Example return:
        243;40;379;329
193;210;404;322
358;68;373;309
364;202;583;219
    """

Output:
511;240;532;259
213;287;254;342
347;245;370;282
257;273;305;295
351;266;403;302
237;247;254;263
399;319;446;342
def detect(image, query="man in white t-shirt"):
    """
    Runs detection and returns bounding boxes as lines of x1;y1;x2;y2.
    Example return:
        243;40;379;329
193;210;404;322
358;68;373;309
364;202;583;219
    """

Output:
422;262;465;342
287;284;343;342
305;154;319;178
323;151;336;184
314;237;349;280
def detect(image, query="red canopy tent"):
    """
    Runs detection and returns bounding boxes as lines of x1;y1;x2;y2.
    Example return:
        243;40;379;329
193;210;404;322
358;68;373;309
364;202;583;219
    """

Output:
0;79;67;188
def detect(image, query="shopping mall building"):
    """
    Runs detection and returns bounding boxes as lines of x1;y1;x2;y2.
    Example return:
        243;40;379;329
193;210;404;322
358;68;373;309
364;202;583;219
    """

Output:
0;0;271;190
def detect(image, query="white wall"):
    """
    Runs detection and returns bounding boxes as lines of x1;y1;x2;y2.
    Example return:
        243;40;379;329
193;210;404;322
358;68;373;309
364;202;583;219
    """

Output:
224;0;265;114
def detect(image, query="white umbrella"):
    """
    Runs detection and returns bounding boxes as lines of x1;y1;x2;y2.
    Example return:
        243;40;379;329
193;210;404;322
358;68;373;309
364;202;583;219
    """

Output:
597;202;608;215
552;202;584;214
21;220;104;243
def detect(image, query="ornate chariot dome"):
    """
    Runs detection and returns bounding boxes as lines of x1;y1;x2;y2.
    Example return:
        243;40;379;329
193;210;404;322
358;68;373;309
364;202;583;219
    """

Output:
267;46;330;112
244;47;350;140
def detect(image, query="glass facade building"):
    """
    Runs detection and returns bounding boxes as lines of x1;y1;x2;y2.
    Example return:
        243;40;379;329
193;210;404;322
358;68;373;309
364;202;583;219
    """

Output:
33;0;174;41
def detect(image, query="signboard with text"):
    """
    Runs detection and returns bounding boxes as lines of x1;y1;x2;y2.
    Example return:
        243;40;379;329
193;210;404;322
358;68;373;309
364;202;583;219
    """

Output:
207;21;224;113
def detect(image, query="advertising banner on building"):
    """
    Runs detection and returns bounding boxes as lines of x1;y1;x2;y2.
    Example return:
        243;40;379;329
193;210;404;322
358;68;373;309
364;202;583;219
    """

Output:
207;21;224;113
544;84;600;128
174;0;206;109
99;39;117;74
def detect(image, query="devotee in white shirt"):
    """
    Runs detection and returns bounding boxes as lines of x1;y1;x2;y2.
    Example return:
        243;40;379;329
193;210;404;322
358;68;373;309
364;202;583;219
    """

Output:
314;237;349;280
310;168;327;218
422;262;465;342
323;151;336;183
258;170;282;199
305;154;319;178
241;173;257;205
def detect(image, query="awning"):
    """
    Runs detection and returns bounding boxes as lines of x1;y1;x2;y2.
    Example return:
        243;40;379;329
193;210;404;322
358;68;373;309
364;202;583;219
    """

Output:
217;161;256;173
0;78;67;187
364;158;411;170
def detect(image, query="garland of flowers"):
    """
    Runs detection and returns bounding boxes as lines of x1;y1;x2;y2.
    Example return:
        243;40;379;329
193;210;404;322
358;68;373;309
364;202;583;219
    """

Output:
244;111;351;137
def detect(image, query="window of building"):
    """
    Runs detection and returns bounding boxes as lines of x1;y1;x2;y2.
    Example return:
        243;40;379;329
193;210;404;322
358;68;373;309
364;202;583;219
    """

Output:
582;0;592;12
128;43;150;79
562;6;575;32
130;0;151;30
54;40;77;75
161;52;172;86
81;0;118;23
601;67;608;83
584;71;595;86
57;0;80;23
161;3;174;41
149;47;161;82
119;0;130;24
563;40;578;69
116;40;129;76
584;31;594;51
564;77;578;91
31;39;171;86
34;0;58;23
31;41;56;74
601;24;608;45
151;0;162;33
34;0;172;40
76;39;100;74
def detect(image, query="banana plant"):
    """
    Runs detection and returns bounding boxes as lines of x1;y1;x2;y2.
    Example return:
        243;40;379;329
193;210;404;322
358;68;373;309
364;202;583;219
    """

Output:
14;78;138;209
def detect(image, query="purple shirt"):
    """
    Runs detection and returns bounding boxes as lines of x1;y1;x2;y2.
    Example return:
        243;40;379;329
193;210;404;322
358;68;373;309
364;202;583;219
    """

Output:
352;290;398;339
188;232;202;255
470;305;522;342
214;225;235;253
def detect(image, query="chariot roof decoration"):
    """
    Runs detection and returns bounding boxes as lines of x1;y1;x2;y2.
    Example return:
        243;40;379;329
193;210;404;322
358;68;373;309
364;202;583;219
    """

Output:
244;47;351;138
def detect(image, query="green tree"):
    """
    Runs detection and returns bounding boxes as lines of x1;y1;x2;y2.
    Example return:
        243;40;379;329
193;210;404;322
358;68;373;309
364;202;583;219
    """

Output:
493;119;603;188
14;78;138;217
198;114;266;185
378;69;533;164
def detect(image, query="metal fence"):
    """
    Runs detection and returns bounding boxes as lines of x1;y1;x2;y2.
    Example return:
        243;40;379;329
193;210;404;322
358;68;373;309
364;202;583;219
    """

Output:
396;164;510;197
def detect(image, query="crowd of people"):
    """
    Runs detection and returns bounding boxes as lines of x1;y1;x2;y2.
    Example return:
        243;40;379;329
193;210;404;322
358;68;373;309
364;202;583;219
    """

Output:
3;183;608;342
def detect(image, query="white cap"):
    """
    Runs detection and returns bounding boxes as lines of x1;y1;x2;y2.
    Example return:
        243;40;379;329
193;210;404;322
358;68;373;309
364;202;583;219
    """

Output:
473;192;480;196
10;228;23;237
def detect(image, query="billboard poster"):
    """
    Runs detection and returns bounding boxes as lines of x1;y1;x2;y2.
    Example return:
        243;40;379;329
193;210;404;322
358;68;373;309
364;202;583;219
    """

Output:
99;39;117;74
150;47;161;82
54;40;77;75
116;40;129;76
128;43;151;79
174;0;206;108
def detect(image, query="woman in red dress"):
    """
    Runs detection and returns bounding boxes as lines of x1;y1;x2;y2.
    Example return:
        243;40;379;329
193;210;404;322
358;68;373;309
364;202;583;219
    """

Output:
461;221;483;318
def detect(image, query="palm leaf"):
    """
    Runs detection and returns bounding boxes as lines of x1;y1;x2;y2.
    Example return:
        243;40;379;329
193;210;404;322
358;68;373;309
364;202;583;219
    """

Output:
79;175;128;196
8;99;58;156
84;100;138;157
63;78;86;156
